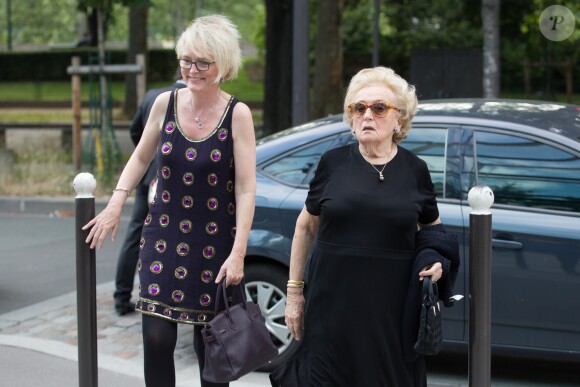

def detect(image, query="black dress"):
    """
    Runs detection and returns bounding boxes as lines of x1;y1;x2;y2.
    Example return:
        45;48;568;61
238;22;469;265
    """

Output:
272;143;439;387
136;90;239;325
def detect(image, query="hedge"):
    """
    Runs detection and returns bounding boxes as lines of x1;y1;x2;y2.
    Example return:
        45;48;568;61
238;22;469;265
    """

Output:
0;48;178;83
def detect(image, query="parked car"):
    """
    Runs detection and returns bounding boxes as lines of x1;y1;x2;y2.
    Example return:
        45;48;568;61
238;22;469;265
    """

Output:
243;99;580;371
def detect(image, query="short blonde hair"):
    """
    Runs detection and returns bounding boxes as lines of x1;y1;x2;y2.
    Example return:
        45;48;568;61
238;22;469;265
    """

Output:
175;14;242;82
343;66;418;143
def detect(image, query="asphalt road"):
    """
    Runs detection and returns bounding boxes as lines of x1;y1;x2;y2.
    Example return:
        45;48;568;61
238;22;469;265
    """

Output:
0;213;128;312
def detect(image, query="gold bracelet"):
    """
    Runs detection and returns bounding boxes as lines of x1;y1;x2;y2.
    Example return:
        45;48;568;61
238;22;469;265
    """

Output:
112;187;130;198
287;280;305;285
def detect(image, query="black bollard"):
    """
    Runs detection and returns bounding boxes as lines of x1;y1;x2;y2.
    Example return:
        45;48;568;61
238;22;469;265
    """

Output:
73;173;98;387
467;185;494;387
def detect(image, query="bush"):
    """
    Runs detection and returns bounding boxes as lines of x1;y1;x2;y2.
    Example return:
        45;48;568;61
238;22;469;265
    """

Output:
0;48;178;83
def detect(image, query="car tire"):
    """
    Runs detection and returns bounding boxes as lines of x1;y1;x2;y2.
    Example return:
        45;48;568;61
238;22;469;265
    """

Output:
244;262;301;372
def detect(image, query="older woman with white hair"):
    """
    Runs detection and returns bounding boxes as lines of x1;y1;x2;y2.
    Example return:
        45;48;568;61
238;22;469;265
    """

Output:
272;66;450;386
83;14;256;387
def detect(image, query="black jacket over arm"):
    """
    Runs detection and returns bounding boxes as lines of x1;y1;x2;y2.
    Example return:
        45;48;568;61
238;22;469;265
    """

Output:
402;223;460;362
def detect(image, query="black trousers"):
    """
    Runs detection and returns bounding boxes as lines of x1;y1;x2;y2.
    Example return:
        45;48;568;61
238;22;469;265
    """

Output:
142;315;229;387
114;183;149;305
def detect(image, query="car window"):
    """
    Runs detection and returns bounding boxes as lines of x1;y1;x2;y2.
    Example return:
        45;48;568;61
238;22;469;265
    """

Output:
401;128;447;198
261;138;336;187
475;131;580;213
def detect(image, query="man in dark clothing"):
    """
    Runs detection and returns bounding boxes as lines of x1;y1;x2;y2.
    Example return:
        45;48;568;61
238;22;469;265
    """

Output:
114;76;186;315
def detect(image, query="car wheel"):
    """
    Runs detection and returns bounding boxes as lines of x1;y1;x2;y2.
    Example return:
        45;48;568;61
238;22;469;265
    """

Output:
244;262;300;372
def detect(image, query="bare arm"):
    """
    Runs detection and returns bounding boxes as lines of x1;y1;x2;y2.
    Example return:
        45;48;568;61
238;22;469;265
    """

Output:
82;92;170;249
215;101;256;286
286;206;320;340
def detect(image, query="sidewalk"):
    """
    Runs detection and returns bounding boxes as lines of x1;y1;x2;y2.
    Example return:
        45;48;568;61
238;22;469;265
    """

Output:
0;279;470;387
0;280;271;387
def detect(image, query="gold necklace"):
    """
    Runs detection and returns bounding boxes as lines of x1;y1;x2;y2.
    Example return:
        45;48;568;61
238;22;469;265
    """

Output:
189;90;221;129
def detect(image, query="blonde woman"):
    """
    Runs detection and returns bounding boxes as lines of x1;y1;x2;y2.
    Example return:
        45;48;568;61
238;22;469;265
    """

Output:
84;14;256;387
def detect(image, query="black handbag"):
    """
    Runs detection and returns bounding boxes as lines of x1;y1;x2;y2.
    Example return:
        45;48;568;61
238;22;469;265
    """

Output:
413;276;443;355
201;279;278;383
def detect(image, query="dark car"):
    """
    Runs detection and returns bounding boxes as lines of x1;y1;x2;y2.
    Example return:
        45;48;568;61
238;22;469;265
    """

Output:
243;99;580;371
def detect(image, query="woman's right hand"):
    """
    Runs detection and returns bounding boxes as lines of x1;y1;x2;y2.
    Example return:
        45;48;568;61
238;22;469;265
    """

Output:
285;290;305;341
82;203;123;249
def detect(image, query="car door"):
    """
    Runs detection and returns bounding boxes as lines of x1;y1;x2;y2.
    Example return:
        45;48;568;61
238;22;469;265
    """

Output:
460;126;580;357
402;125;467;343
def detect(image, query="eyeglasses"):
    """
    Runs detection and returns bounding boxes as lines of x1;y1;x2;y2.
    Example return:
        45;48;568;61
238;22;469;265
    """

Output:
178;58;215;71
347;102;400;118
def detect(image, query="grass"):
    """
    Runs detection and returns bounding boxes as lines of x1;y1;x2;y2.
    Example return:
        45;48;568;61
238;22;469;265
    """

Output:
0;66;264;107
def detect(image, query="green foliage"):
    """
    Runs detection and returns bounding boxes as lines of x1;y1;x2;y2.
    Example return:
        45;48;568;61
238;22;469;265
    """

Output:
1;0;83;45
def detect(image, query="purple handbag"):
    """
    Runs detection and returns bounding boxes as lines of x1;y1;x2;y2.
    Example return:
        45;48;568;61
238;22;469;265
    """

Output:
201;279;278;383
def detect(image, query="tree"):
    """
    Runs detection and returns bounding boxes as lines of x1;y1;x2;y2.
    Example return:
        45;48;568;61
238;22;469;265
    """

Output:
482;0;500;98
311;0;344;119
123;3;149;117
263;0;294;135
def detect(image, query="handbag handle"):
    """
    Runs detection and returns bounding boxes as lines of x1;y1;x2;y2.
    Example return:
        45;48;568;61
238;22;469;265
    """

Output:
212;279;251;329
422;276;438;301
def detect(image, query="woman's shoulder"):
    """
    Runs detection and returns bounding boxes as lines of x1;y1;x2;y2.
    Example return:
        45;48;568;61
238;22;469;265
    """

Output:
397;145;427;167
325;142;353;157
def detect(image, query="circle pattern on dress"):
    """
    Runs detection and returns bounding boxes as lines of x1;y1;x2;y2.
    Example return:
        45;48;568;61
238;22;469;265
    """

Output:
182;196;194;209
165;121;176;134
208;173;218;186
217;128;228;141
175;266;188;279
210;149;222;162
172;290;185;303
159;214;170;228
207;198;218;211
203;245;216;259
176;242;190;256
179;219;192;234
161;190;171;203
183;172;194;186
148;283;160;296
155;240;167;253
161;142;173;155
201;270;213;283
200;293;211;306
185;147;197;161
161;166;171;179
150;261;163;274
205;222;218;235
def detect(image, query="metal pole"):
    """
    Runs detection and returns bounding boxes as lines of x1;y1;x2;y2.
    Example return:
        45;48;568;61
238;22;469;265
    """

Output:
467;185;494;387
372;0;379;66
73;173;98;387
292;0;309;126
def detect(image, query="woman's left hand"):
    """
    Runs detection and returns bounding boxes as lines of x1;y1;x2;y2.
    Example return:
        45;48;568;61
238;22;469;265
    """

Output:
215;255;244;286
419;262;443;283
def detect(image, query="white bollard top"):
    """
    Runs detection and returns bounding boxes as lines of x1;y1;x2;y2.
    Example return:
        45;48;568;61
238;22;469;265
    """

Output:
468;185;494;215
73;172;97;198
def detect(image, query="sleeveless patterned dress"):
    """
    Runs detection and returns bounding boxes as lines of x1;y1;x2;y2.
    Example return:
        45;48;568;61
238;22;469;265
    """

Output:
136;89;238;325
